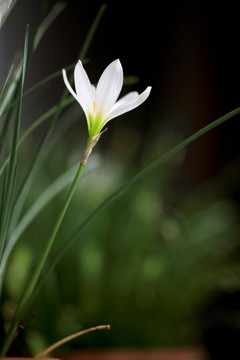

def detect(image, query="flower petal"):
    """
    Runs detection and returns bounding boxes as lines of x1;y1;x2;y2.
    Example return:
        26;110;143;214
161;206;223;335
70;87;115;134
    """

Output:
106;86;152;121
74;60;95;115
96;59;123;116
62;69;79;104
110;91;139;111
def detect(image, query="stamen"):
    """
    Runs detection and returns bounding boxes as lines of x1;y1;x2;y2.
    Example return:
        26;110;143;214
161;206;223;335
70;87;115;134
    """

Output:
93;100;96;112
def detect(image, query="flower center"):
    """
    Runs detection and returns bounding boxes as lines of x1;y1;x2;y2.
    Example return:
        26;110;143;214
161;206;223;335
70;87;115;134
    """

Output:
93;100;96;113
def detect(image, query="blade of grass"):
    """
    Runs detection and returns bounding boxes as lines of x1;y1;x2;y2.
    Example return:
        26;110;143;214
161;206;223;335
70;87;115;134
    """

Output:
0;65;16;155
0;99;79;299
0;61;22;118
0;1;66;119
1;163;79;269
44;106;240;282
0;96;74;176
79;3;107;60
0;5;107;354
0;25;29;262
32;1;67;52
23;63;75;97
1;157;86;356
0;64;14;102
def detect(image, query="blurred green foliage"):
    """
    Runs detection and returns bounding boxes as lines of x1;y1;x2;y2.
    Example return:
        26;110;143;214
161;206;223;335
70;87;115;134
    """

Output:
2;112;240;354
1;1;240;356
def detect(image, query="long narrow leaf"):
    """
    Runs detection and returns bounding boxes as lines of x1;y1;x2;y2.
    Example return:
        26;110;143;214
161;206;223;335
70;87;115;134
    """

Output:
79;3;107;60
2;163;78;259
0;107;82;289
0;64;14;103
0;154;100;276
0;1;66;120
32;1;67;51
0;25;29;261
1;160;86;357
0;96;74;176
45;107;240;282
0;61;22;118
0;65;16;155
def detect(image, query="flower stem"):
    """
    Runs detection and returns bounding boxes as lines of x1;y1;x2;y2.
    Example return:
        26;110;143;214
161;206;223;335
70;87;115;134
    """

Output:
82;128;107;166
1;132;104;356
0;161;85;356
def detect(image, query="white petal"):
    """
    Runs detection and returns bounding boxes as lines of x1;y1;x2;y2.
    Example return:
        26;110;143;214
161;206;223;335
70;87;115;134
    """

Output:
62;69;80;104
110;91;139;111
74;60;95;115
106;86;152;121
96;59;123;116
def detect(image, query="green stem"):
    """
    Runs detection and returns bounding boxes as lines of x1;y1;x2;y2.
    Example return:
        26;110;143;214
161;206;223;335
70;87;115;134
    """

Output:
0;131;103;356
1;161;85;356
0;26;29;261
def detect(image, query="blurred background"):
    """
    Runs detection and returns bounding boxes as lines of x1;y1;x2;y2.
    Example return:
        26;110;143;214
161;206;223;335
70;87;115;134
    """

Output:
1;1;240;359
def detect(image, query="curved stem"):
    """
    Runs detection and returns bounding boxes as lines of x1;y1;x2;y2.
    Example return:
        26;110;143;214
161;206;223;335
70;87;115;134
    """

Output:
35;325;110;358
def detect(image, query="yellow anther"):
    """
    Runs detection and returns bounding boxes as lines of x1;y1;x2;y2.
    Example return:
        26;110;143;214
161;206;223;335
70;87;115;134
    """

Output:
93;100;96;112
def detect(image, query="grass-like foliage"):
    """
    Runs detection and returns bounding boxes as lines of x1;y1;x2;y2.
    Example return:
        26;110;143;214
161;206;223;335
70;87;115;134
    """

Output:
0;1;240;357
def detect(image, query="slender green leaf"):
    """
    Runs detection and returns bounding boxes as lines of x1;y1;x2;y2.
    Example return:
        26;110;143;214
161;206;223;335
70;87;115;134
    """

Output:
0;61;22;118
0;106;82;291
0;1;66;120
0;65;16;155
0;64;14;102
32;1;67;51
79;3;107;60
46;107;240;280
1;160;86;356
0;96;74;176
0;25;29;261
1;164;78;267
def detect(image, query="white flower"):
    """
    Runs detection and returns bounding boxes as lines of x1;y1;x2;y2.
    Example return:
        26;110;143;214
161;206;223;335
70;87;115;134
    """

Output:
62;59;151;139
